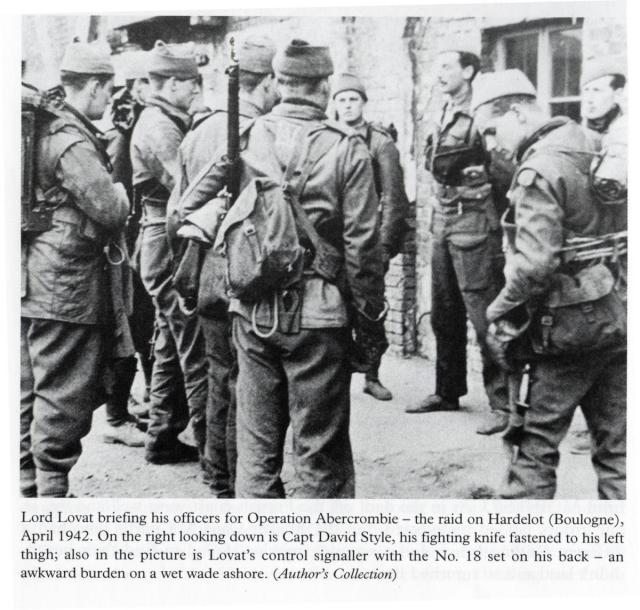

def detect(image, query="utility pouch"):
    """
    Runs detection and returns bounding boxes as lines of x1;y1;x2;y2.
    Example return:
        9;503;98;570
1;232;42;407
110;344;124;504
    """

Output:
529;263;626;355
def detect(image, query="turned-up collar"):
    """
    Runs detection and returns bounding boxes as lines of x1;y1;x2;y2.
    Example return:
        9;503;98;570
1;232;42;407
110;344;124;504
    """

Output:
271;99;327;120
586;104;622;135
516;116;571;163
145;93;192;132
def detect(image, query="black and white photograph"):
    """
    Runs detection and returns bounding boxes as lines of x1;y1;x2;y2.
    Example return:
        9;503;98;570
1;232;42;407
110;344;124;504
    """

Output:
16;3;627;502
6;2;638;607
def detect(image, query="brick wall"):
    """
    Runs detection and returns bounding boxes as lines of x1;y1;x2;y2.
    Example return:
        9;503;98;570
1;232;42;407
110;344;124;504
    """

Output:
21;12;627;366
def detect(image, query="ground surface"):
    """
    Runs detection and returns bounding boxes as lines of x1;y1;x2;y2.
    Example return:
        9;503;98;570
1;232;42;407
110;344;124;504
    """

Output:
70;353;596;499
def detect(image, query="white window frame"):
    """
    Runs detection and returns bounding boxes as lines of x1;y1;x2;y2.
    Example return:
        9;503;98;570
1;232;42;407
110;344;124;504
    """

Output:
495;23;582;116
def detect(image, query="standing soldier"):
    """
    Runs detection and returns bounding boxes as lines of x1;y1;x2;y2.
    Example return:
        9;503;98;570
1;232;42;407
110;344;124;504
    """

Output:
333;72;409;401
101;50;154;447
179;39;386;498
130;41;207;465
173;35;278;497
581;57;626;146
570;57;627;455
21;43;129;497
405;42;510;437
473;70;626;499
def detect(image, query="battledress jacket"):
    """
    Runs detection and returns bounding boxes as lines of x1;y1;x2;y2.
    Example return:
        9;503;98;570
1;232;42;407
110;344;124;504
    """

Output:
486;118;601;324
178;100;385;328
171;99;264;314
21;106;129;325
354;121;409;260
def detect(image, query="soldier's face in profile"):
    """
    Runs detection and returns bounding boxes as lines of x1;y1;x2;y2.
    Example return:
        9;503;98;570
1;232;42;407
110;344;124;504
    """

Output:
581;76;619;120
132;78;149;105
334;91;366;126
435;51;467;95
475;104;525;162
86;77;114;120
172;76;200;111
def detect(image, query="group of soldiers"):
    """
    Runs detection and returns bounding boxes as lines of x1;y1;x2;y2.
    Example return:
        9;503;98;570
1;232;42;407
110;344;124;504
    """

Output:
20;32;626;499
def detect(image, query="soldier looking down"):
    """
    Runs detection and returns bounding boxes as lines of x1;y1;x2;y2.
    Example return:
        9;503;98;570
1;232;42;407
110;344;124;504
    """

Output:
21;42;129;497
130;40;207;465
473;69;626;499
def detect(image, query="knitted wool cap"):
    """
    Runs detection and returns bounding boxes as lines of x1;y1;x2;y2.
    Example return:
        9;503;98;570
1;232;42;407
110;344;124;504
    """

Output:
273;39;333;78
147;40;198;79
332;72;367;101
471;69;537;111
60;42;114;75
237;35;276;74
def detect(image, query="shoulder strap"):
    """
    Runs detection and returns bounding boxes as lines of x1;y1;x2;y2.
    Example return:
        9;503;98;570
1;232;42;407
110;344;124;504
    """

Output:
279;125;331;254
178;118;256;203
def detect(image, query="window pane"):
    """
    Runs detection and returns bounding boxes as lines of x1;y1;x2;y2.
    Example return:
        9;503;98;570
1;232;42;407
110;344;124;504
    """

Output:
550;101;581;123
505;33;538;87
550;28;582;97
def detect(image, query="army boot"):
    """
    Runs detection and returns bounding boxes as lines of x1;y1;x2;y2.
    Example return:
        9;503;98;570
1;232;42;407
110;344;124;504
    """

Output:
364;377;393;401
476;410;509;435
103;421;146;447
405;394;459;413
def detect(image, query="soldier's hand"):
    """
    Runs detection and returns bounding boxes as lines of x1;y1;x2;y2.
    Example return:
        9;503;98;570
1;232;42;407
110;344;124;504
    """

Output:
349;311;388;374
486;321;517;373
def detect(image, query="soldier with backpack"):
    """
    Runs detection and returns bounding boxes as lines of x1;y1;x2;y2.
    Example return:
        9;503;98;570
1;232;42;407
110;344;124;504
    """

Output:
172;35;278;497
472;70;626;499
179;39;386;498
21;42;130;497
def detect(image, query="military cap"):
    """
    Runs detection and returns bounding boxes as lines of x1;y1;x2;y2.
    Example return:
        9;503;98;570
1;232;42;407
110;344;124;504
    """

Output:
581;56;626;87
237;35;276;74
147;40;198;79
60;42;115;75
332;72;367;101
273;39;333;78
471;69;537;111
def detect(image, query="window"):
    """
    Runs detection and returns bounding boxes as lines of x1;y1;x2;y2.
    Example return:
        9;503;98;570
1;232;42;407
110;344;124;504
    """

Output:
496;23;582;122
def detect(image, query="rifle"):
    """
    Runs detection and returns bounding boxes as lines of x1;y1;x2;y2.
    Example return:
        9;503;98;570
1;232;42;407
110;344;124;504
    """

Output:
173;38;240;313
223;36;241;205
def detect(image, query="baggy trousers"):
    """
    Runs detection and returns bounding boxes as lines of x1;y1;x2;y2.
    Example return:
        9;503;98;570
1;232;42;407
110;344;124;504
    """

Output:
430;224;508;412
501;349;626;499
233;315;354;499
21;317;105;497
200;312;237;498
140;221;207;453
105;271;155;425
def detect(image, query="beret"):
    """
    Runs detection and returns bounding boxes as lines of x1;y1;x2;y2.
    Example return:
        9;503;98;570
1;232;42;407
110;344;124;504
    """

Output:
237;35;276;75
471;69;537;111
332;72;367;101
60;42;114;76
147;40;198;79
273;39;333;78
581;56;626;87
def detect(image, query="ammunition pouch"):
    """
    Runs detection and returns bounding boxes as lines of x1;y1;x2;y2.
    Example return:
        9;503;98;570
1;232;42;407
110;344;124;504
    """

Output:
529;263;626;356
